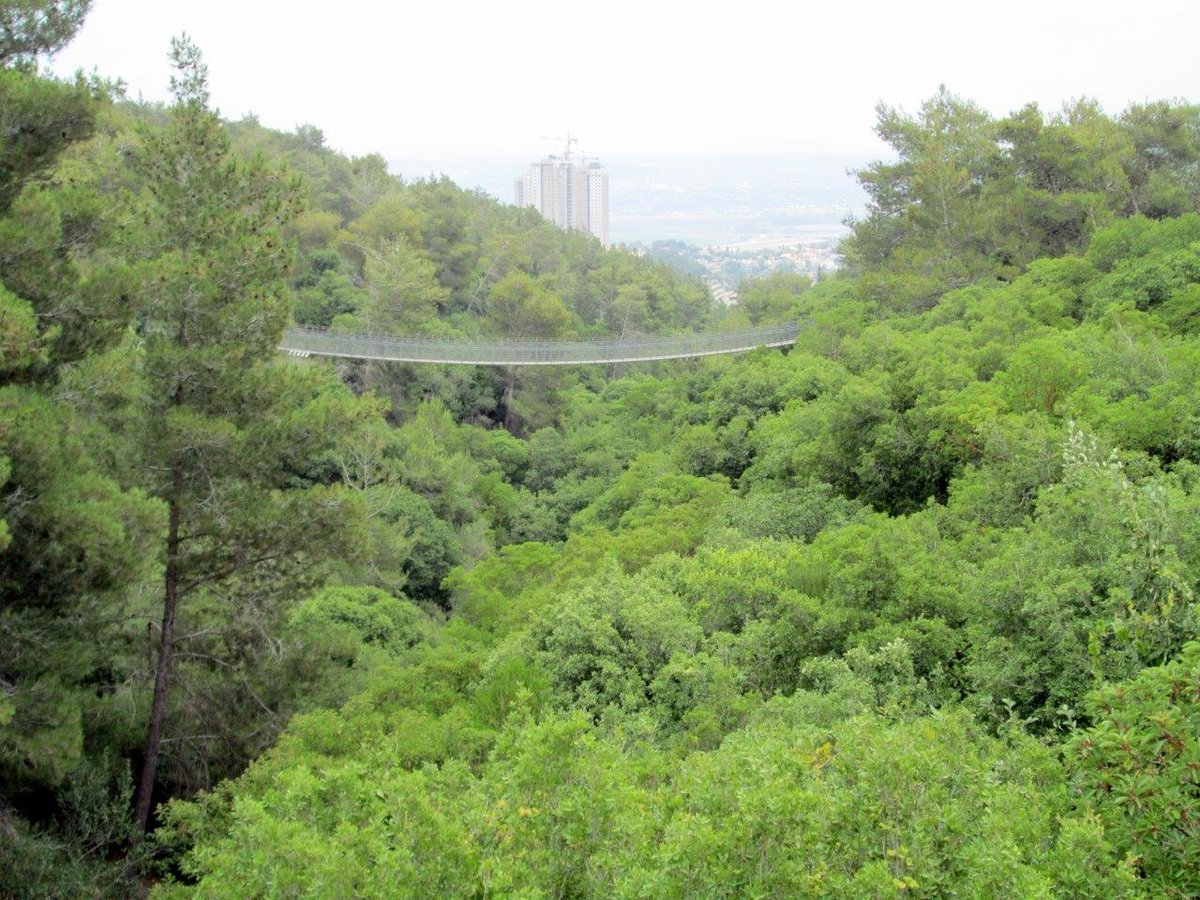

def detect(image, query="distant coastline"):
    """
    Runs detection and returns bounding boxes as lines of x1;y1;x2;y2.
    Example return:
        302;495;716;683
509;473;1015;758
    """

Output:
612;217;850;250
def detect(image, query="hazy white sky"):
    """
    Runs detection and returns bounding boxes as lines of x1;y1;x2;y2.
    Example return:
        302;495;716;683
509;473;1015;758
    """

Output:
49;0;1198;163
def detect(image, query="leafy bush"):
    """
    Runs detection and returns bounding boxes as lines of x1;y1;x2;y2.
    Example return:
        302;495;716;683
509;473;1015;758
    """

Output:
1070;640;1200;896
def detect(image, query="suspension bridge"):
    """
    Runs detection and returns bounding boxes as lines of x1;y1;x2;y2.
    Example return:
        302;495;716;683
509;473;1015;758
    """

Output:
279;321;802;366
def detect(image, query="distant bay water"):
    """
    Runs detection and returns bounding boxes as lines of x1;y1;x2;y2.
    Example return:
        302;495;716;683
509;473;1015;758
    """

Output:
388;152;871;249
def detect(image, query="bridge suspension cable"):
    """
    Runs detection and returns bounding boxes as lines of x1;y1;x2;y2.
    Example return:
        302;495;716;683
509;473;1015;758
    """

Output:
279;321;801;366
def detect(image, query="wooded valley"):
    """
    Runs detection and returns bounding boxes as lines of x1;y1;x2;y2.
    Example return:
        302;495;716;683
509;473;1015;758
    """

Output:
3;3;1200;896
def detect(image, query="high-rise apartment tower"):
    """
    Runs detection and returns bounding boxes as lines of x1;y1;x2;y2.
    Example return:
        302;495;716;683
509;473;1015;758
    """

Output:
515;151;609;248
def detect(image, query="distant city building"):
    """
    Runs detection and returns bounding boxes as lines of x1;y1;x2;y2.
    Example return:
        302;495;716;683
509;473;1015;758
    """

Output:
515;148;609;248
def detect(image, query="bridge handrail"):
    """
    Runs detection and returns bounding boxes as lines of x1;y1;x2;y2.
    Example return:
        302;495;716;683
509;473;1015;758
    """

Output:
280;320;802;365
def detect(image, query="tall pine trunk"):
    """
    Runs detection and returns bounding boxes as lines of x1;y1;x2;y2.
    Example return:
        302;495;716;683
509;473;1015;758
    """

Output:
502;369;518;433
133;452;183;836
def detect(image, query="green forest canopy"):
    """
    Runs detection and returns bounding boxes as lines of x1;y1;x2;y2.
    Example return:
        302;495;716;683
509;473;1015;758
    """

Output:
2;6;1200;896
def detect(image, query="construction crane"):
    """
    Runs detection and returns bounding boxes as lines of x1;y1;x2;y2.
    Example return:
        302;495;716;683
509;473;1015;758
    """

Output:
541;134;578;161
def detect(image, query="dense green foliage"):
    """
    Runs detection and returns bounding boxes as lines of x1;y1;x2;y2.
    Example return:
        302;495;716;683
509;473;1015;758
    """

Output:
157;202;1200;895
2;10;1200;896
844;87;1200;310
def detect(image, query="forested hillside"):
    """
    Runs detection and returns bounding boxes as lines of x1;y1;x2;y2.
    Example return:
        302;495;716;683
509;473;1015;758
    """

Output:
3;5;1200;897
227;117;710;432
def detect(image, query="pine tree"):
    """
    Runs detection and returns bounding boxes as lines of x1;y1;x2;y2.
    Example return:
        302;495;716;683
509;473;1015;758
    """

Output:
131;37;371;834
0;0;92;67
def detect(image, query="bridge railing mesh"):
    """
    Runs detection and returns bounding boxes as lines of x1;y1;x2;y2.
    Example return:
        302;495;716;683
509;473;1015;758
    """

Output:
280;321;802;365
